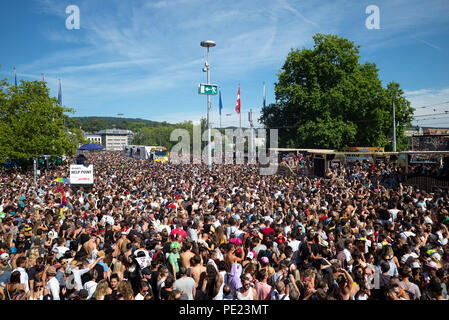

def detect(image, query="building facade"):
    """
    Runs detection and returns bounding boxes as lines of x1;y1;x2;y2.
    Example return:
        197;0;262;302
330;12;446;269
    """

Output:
83;133;102;144
98;129;131;151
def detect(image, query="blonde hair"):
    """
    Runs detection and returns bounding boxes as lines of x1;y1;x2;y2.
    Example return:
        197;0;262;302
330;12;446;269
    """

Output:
118;280;134;300
94;279;110;300
112;261;123;276
27;247;40;269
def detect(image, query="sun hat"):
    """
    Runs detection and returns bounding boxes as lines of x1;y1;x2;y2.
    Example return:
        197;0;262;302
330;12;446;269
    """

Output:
425;260;439;270
46;266;57;276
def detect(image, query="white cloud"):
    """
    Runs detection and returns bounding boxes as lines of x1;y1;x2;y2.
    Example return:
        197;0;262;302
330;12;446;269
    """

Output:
405;87;449;126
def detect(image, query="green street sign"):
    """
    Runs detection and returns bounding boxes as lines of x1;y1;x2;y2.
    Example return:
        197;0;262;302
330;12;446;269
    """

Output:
198;83;218;95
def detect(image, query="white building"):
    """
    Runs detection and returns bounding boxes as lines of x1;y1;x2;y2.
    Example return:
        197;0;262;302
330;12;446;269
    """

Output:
98;129;131;151
83;133;102;144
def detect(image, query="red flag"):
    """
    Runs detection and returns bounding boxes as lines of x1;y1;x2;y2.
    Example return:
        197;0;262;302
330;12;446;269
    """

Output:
235;86;241;114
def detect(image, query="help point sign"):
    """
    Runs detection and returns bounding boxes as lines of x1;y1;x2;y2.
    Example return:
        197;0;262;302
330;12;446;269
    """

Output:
70;164;94;184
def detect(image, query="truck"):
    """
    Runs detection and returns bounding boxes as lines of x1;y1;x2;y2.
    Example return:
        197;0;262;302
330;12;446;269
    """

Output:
123;145;169;163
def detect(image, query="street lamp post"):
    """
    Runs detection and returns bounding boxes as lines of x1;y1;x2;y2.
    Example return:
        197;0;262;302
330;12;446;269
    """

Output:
201;40;216;170
393;99;397;152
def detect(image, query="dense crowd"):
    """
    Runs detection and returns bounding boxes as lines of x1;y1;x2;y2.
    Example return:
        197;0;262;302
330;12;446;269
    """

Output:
0;151;448;300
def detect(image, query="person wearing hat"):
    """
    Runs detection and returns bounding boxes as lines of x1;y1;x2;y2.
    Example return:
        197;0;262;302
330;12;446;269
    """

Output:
45;265;60;300
0;253;12;272
168;241;181;280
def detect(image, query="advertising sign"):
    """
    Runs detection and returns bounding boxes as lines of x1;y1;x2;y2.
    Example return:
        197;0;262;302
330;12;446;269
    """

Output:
70;164;94;184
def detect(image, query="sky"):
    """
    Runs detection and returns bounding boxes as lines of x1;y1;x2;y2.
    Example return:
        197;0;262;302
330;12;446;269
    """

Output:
0;0;449;128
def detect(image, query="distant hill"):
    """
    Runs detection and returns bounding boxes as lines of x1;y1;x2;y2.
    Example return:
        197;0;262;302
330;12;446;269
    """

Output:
66;116;174;132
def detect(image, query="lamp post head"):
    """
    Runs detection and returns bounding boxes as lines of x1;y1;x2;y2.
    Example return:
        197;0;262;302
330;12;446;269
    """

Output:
200;40;216;48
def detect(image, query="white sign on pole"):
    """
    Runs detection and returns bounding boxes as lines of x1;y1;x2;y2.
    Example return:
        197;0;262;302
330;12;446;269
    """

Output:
70;164;94;184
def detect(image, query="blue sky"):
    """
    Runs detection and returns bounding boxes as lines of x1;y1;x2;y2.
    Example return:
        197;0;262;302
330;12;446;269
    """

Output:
1;0;449;128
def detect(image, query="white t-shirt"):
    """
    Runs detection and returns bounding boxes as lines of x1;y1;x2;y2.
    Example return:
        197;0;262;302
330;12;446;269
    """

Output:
13;267;29;293
400;231;416;242
271;290;290;300
226;226;238;240
288;240;301;253
83;281;98;299
389;209;399;221
343;248;353;272
234;229;245;240
46;277;60;300
55;246;70;260
101;215;114;226
401;252;419;265
135;293;146;300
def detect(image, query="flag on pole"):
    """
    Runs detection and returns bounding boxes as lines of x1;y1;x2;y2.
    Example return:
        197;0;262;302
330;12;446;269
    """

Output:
219;89;223;115
235;86;241;114
263;82;266;108
14;67;17;87
58;79;62;106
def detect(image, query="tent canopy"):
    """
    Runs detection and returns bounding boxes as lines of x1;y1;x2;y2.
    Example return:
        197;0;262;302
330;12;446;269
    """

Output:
78;143;104;151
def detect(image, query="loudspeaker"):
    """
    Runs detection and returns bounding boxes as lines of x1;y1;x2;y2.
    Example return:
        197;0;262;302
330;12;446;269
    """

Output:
390;155;398;161
314;158;326;178
326;154;335;161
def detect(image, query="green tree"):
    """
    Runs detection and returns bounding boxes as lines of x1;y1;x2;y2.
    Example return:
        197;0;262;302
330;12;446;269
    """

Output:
260;34;414;150
0;78;79;163
69;127;88;146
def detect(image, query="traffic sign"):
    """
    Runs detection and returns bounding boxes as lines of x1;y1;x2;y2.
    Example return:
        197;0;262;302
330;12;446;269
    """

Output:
198;83;218;95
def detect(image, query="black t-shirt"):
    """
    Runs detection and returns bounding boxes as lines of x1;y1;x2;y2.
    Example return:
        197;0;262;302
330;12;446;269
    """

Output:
27;265;44;282
379;209;390;220
81;270;91;286
160;287;171;300
104;230;114;245
309;243;320;256
162;243;171;256
128;230;139;242
203;223;213;234
150;271;159;297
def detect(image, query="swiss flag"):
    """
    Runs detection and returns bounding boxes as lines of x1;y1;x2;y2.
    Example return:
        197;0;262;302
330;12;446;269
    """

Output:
235;86;241;114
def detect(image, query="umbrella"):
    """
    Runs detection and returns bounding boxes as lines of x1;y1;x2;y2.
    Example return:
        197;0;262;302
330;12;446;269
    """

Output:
54;178;70;183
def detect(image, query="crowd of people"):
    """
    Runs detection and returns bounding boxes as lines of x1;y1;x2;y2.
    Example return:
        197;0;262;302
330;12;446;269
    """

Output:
0;151;448;300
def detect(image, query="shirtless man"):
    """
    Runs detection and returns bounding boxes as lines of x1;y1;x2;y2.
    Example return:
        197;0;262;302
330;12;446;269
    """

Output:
224;243;245;272
180;241;195;269
189;254;207;298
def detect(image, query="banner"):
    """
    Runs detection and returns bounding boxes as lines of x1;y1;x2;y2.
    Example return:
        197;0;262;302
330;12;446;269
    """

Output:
342;147;384;161
70;164;94;184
